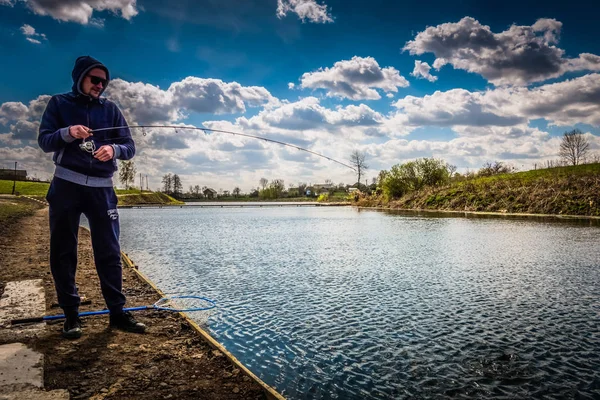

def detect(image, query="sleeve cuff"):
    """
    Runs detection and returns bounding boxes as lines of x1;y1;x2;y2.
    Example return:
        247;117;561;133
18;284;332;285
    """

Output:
61;127;76;143
112;144;121;159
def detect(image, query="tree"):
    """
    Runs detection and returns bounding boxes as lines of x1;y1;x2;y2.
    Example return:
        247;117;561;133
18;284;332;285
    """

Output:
259;177;268;190
118;160;136;190
298;182;307;196
172;174;183;196
378;158;453;200
478;161;515;177
560;129;590;166
349;150;369;186
259;179;285;199
193;185;201;197
161;173;172;193
233;187;241;197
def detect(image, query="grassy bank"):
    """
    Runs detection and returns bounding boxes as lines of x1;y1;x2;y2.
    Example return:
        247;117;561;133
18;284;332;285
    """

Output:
357;163;600;216
117;190;184;205
0;180;182;206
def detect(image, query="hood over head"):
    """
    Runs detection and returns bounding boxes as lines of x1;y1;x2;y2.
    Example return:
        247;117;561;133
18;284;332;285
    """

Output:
71;56;110;97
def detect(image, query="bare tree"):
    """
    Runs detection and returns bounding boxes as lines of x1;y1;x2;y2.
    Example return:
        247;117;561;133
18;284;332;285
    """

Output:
560;129;590;166
172;174;183;196
447;164;457;178
349;150;369;186
193;185;201;197
259;177;268;191
119;160;136;190
233;187;241;197
478;161;514;177
162;173;172;193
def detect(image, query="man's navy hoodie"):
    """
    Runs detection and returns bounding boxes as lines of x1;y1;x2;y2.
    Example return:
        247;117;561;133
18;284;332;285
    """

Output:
38;56;135;187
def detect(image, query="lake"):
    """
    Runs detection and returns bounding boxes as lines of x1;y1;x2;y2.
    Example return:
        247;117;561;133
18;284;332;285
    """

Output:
117;206;600;399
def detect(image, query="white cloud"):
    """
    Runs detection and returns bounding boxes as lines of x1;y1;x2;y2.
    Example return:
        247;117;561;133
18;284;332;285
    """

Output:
10;119;38;140
404;17;600;86
20;23;47;44
411;60;437;82
288;82;295;89
299;56;409;100
0;101;28;121
20;24;36;36
228;97;384;136
392;89;525;128
26;95;52;121
7;0;138;25
391;74;600;129
169;77;279;115
105;80;178;125
276;0;333;24
104;77;279;124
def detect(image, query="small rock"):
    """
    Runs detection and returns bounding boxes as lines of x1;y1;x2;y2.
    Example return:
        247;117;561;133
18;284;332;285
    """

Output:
160;382;168;387
233;386;240;394
100;388;108;393
212;350;223;357
243;376;251;382
223;372;233;379
108;344;119;349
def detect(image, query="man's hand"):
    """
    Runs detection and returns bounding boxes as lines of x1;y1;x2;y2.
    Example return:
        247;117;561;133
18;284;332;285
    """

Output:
94;145;114;162
69;125;92;139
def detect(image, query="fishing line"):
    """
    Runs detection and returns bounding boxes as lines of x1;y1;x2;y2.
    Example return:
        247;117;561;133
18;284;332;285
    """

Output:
90;125;356;171
10;295;216;325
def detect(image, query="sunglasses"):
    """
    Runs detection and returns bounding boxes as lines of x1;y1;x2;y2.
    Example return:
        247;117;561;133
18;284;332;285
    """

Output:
88;75;107;87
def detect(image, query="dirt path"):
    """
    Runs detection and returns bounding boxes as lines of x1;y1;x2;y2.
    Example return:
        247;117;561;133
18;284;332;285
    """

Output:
0;206;268;399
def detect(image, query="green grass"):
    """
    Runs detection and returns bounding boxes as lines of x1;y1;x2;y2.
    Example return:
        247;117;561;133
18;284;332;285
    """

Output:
0;180;182;206
461;163;600;187
0;180;50;196
359;163;600;216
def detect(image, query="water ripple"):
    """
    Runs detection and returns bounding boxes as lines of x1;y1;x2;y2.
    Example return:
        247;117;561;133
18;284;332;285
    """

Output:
119;207;600;399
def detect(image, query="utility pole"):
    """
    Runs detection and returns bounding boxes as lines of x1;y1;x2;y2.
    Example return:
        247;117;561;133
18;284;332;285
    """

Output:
11;162;17;195
146;175;149;191
139;173;142;191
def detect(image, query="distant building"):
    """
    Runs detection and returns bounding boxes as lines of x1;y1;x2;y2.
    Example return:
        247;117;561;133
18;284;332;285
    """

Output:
203;188;217;199
312;183;334;194
0;169;27;181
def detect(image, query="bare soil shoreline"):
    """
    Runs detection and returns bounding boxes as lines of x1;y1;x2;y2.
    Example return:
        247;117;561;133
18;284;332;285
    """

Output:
0;202;272;399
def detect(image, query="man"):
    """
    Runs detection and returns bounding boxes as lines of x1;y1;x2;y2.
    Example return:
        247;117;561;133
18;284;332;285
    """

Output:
38;55;146;339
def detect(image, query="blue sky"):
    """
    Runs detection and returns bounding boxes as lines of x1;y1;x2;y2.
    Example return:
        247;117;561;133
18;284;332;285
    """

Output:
1;0;599;191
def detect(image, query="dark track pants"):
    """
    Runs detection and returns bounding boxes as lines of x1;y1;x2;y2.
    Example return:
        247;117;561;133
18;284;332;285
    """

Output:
46;177;125;316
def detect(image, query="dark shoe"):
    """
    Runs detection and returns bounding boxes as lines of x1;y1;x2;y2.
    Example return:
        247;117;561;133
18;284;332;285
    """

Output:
109;311;146;333
62;315;82;339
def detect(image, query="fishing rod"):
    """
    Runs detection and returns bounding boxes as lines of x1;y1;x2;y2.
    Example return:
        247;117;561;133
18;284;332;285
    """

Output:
90;125;357;171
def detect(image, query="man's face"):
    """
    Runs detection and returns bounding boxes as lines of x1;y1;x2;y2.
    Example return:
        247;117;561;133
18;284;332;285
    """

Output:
82;68;107;98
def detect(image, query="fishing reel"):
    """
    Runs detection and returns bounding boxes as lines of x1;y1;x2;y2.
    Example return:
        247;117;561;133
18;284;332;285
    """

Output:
79;140;96;154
